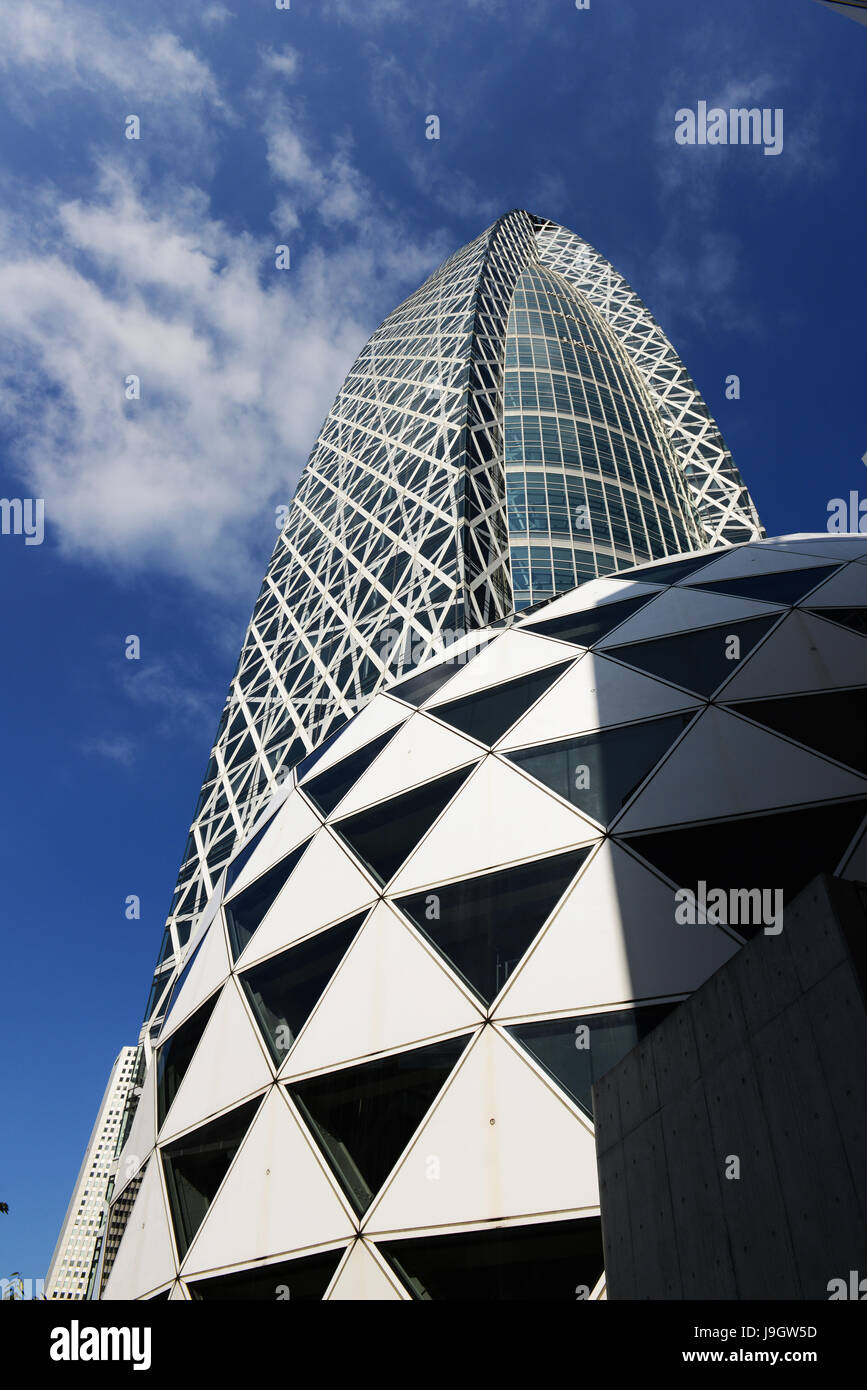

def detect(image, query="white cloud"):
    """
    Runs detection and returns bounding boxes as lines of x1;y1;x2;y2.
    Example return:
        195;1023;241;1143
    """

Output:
261;46;300;80
201;3;234;26
0;0;225;110
80;735;137;767
0;145;447;596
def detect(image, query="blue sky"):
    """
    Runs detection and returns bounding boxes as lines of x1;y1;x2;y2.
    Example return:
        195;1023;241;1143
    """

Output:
0;0;864;1286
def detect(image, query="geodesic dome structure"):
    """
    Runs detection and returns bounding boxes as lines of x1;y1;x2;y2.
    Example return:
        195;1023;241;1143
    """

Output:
104;533;867;1301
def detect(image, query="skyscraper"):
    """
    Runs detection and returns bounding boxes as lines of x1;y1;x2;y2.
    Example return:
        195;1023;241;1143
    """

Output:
142;210;761;1043
87;210;763;1290
44;1047;137;1300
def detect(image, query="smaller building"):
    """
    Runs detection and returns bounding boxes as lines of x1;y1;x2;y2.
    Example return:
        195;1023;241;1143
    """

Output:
44;1046;137;1300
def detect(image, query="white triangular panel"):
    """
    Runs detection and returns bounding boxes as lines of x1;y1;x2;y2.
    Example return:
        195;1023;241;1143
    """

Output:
719;610;867;701
160;983;272;1142
365;1028;599;1233
181;1088;354;1276
595;585;780;648
390;757;600;893
281;903;483;1079
168;1281;188;1300
498;841;738;1017
423;629;576;704
498;653;699;749
330;714;481;817
236;828;378;969
114;1061;157;1198
298;695;410;781
327;1240;407;1300
801;562;867;608
678;543;837;585
160;917;231;1041
615;706;867;833
103;1162;176;1300
227;793;321;898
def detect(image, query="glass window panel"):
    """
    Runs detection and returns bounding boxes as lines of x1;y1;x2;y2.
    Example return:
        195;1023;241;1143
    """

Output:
606;615;780;698
429;661;572;746
162;1097;263;1259
333;766;475;885
156;992;221;1129
509;1005;675;1118
224;838;312;961
302;727;400;817
379;1216;603;1301
238;912;368;1064
506;711;694;825
288;1036;470;1213
395;847;590;1004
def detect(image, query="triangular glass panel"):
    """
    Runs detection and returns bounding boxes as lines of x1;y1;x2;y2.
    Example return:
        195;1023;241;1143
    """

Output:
156;991;221;1129
627;554;722;586
288;1034;470;1214
224;809;281;895
604;615;779;696
505;713;694;826
302;727;400;817
187;1247;344;1300
395;848;590;1004
809;607;867;637
238;912;369;1064
333;766;475;886
161;1096;263;1259
522;594;656;647
727;690;867;774
620;798;867;936
161;934;207;1025
224;838;312;961
508;1005;675;1119
388;643;490;707
294;720;350;783
687;564;839;606
378;1215;603;1300
428;662;573;746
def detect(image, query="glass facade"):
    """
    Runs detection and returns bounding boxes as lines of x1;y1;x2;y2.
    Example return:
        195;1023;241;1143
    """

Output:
504;267;702;607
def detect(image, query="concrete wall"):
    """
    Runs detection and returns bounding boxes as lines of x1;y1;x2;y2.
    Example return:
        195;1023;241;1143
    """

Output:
594;874;867;1299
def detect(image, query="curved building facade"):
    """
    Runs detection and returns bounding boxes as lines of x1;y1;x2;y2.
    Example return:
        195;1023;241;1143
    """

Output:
141;210;761;1043
92;210;765;1295
103;534;867;1300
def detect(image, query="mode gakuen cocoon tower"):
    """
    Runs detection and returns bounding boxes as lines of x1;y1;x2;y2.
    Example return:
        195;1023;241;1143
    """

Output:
90;210;765;1292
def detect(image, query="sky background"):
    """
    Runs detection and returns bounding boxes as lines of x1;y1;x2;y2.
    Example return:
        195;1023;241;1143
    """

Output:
0;0;864;1286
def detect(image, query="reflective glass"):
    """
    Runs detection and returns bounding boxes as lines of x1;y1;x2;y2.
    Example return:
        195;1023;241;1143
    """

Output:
506;713;694;825
161;1097;263;1258
224;839;312;960
238;913;368;1064
333;766;475;885
428;661;572;745
288;1035;470;1213
396;848;591;1003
